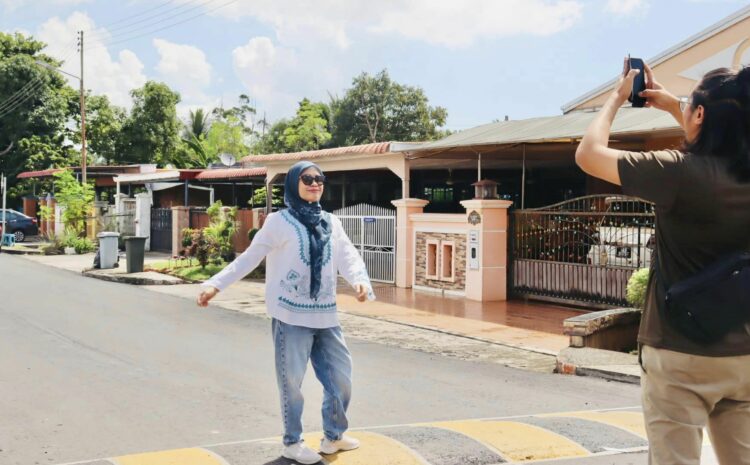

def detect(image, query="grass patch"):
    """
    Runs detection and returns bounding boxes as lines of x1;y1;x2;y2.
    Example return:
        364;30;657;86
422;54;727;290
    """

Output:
146;259;265;282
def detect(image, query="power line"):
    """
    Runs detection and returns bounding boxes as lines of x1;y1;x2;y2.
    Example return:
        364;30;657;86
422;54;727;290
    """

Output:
98;0;178;28
0;38;78;112
86;0;220;42
0;46;78;114
0;40;80;118
87;0;238;50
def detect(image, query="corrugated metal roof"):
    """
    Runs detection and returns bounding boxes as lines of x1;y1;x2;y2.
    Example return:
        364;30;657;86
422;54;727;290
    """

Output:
407;107;680;153
195;168;267;180
241;142;392;163
17;169;63;179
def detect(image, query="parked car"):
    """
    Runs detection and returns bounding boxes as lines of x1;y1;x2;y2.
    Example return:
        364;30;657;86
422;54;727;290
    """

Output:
586;197;655;268
587;225;655;268
0;209;39;242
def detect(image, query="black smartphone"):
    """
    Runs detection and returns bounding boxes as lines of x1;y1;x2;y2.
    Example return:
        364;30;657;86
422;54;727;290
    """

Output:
628;57;647;108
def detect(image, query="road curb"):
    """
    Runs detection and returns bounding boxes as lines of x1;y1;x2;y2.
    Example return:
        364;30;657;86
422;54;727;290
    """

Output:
1;247;43;255
82;270;185;286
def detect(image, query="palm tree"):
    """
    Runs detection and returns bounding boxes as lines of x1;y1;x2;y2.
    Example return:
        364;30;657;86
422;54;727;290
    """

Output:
178;108;212;168
185;108;210;140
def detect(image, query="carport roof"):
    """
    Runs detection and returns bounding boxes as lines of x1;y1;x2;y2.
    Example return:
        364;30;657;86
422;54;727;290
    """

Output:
194;167;267;181
405;107;681;155
241;141;422;164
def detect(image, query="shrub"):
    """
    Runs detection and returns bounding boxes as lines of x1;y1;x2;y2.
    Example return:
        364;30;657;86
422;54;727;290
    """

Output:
626;268;651;309
181;228;195;248
41;234;64;255
187;229;214;269
73;237;95;254
204;201;238;262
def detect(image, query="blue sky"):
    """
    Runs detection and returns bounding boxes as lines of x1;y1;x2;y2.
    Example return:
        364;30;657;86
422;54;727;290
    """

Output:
1;0;747;131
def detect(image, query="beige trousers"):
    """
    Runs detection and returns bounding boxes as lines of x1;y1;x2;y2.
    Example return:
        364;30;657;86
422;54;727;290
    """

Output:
641;345;750;465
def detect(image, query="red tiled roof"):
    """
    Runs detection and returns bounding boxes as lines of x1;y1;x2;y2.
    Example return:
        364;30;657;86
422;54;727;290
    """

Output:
240;142;391;163
195;167;267;181
17;169;63;179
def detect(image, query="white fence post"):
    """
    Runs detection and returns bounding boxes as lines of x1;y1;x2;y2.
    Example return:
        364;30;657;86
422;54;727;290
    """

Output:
54;204;66;237
135;193;151;251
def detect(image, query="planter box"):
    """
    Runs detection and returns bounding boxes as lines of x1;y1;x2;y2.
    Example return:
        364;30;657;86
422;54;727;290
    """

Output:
563;307;641;352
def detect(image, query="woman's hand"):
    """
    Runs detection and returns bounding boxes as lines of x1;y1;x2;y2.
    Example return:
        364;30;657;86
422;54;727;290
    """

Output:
354;284;368;302
197;287;219;307
612;57;641;106
639;63;680;113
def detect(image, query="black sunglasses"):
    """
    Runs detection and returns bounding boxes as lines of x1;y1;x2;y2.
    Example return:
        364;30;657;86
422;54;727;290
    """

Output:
299;174;326;186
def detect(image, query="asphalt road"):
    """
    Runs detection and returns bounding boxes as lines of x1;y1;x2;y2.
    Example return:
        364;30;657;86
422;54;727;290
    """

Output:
0;254;649;465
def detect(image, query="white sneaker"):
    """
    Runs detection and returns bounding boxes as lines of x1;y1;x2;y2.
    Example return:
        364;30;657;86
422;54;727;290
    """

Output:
281;442;322;464
319;435;360;455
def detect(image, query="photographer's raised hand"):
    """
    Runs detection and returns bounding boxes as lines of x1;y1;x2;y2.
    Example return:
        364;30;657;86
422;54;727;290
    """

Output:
639;63;686;130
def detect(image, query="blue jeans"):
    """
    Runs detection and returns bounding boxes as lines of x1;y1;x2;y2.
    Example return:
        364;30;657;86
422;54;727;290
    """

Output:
272;318;353;446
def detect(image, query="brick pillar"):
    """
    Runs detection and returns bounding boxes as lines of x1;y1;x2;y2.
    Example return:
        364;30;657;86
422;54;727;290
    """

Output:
171;206;190;256
392;198;429;288
460;199;513;301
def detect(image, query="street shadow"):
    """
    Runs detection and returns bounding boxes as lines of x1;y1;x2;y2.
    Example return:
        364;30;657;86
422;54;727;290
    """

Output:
262;458;324;465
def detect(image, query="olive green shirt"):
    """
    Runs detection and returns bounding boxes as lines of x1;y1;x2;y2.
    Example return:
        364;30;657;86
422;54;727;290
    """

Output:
618;149;750;356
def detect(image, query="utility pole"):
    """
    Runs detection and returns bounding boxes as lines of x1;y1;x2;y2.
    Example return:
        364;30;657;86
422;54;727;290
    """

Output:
78;30;87;185
1;174;6;237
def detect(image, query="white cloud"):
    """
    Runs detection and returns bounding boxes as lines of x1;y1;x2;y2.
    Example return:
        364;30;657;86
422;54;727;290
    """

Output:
210;0;583;49
232;37;302;118
153;38;215;116
373;0;583;48
36;11;147;108
222;0;584;118
605;0;649;16
232;36;347;120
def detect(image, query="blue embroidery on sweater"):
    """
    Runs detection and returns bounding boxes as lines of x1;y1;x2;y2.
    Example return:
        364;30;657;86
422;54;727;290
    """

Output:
280;210;332;266
278;296;337;313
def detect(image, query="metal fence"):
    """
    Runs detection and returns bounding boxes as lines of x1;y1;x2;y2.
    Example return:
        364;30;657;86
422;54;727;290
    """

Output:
333;203;396;284
150;208;173;252
510;195;656;308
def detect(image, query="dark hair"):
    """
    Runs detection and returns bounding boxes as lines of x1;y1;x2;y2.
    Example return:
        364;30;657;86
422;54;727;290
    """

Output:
684;66;750;178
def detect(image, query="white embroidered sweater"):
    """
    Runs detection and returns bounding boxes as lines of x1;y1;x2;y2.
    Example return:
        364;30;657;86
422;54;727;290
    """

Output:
203;209;375;328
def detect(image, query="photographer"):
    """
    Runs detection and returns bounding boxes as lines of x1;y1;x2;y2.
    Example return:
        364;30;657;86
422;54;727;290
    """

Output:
576;60;750;465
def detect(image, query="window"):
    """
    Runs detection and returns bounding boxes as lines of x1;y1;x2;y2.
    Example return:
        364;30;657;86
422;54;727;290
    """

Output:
423;187;454;203
426;240;439;279
441;241;455;282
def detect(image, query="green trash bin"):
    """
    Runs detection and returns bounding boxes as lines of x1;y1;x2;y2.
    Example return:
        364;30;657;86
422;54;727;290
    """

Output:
124;236;147;273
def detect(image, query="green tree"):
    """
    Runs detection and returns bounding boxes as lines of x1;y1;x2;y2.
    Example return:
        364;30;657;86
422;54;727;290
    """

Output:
116;81;181;166
252;119;289;154
40;169;94;236
185;108;210;139
85;95;126;165
204;115;248;162
282;98;331;151
212;94;256;136
330;69;447;145
250;185;282;208
175;108;212;169
0;32;79;199
252;99;331;154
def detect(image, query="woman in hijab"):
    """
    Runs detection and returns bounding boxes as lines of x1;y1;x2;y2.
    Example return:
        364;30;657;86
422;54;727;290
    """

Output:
198;161;375;464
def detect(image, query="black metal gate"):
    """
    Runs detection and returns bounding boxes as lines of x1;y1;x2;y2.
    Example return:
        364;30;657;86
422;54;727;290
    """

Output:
150;208;173;252
510;195;655;309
